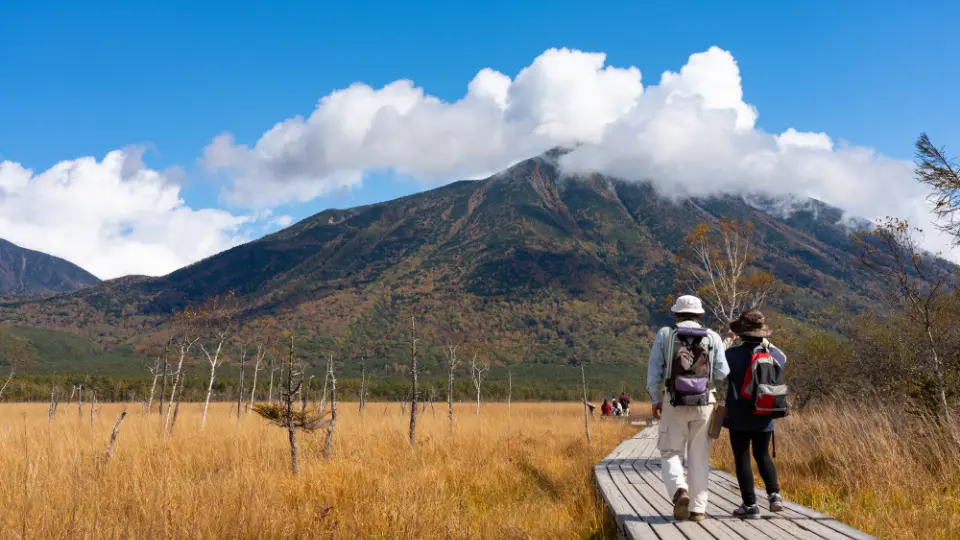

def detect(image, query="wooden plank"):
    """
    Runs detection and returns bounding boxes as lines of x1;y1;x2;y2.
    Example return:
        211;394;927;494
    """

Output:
627;437;657;460
790;520;858;540
609;464;687;540
709;471;807;520
634;460;770;540
612;439;641;460
623;460;724;540
701;476;818;540
709;470;875;540
596;465;638;525
625;521;661;540
597;432;875;540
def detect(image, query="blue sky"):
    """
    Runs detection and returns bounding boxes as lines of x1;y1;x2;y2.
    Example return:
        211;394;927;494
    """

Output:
1;0;958;278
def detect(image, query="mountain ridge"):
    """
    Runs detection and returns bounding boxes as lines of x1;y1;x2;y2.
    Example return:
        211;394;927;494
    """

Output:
0;238;100;297
0;149;892;374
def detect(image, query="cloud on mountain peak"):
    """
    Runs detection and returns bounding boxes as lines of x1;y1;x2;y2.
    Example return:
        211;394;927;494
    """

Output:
204;45;947;256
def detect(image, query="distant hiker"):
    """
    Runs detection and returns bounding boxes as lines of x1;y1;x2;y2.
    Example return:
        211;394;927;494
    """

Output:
601;399;613;416
612;399;623;416
646;295;730;522
724;309;788;519
619;392;631;414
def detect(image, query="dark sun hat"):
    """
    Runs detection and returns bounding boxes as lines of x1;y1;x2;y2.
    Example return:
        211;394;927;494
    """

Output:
730;309;772;338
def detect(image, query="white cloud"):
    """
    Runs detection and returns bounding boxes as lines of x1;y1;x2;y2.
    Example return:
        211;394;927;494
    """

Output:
0;148;252;280
204;45;951;257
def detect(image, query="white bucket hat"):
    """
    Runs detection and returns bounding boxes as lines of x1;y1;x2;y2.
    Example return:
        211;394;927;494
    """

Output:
670;295;705;314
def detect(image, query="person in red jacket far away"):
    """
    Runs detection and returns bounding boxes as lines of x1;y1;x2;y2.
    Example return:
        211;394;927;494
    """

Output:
620;391;631;414
601;399;613;416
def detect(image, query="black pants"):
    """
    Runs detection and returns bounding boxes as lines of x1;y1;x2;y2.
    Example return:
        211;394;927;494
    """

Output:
729;430;779;506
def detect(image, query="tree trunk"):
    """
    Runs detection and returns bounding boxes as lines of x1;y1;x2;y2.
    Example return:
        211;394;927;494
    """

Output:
581;365;591;445
288;423;299;475
90;390;96;431
508;370;512;414
447;364;455;430
926;327;958;444
201;362;217;431
267;356;276;405
48;383;57;423
0;368;14;401
319;368;330;412
249;365;260;413
170;373;186;436
323;358;337;461
159;355;168;417
359;360;367;417
237;350;245;421
301;376;313;412
164;345;188;435
146;371;160;416
104;408;128;461
77;385;83;423
409;317;419;448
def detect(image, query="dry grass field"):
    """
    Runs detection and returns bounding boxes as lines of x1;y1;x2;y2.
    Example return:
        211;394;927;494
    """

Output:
0;401;635;539
712;403;960;540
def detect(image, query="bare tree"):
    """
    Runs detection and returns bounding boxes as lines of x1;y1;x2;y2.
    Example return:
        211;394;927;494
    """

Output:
409;317;419;448
76;384;83;423
48;377;59;423
445;344;461;429
683;217;775;324
359;355;367;417
235;338;249;421
0;367;14;401
855;217;958;443
507;370;513;414
145;351;164;416
169;371;187;436
318;361;331;413
248;337;270;412
323;355;337;461
164;318;199;437
252;335;327;474
916;133;960;242
469;354;490;416
197;295;235;431
90;389;96;431
159;343;169;417
267;345;280;405
104;408;128;462
581;365;591;444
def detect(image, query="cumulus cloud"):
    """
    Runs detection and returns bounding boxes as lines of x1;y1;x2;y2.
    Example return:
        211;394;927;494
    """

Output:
0;149;252;280
203;45;947;256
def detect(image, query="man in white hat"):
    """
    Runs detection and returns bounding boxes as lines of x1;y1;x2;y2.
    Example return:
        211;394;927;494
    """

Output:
646;295;729;521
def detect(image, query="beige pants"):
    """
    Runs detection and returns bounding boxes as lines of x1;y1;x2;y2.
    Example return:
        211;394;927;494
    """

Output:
658;400;714;513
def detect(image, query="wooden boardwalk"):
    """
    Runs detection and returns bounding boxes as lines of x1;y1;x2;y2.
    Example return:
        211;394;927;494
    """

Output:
595;425;877;540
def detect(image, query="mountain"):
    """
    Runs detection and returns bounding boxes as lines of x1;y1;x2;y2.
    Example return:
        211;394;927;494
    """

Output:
0;238;100;296
0;149;888;377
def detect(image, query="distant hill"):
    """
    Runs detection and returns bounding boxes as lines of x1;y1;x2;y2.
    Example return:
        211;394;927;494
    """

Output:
0;149;892;378
0;238;100;296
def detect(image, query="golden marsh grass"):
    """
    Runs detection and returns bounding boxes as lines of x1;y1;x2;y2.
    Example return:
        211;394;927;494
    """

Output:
0;401;634;539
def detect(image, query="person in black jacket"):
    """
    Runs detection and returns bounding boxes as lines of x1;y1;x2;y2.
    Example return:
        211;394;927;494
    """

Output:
723;309;786;519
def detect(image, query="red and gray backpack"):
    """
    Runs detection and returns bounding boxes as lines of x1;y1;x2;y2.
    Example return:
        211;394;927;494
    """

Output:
739;342;789;418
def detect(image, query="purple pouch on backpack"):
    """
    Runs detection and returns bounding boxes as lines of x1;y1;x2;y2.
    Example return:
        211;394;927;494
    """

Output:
673;376;707;395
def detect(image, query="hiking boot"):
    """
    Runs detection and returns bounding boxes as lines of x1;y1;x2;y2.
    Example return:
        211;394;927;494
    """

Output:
689;512;706;522
769;493;784;512
733;504;761;520
672;488;690;521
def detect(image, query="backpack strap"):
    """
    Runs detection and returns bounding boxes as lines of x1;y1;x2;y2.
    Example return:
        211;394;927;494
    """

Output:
660;327;676;392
